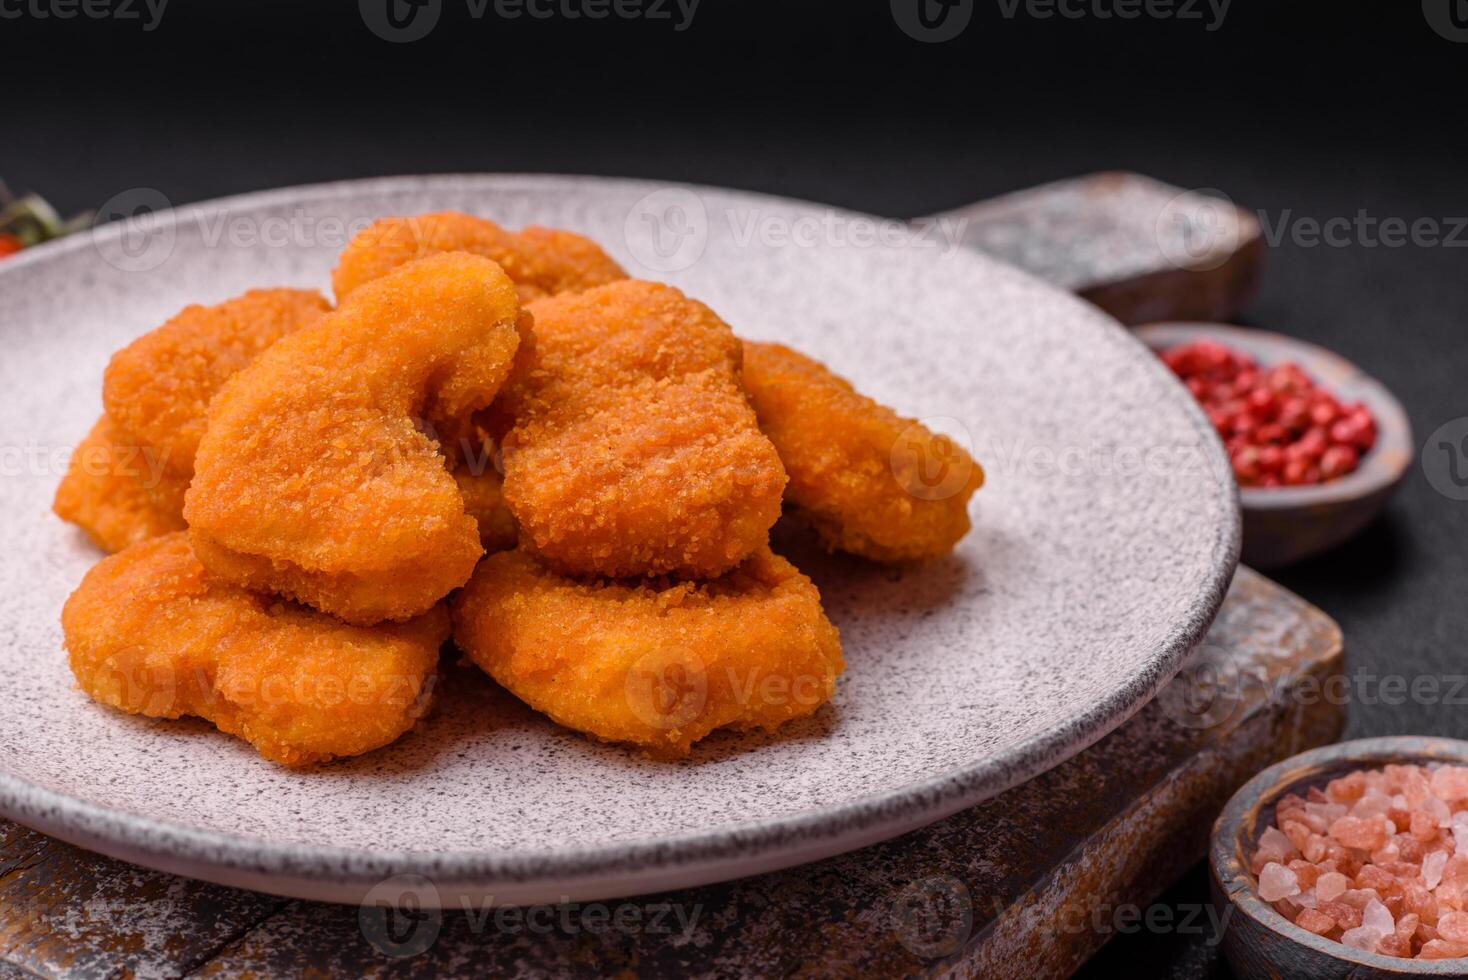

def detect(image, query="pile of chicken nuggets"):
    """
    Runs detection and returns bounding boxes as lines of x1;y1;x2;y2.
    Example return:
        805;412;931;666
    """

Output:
54;211;984;765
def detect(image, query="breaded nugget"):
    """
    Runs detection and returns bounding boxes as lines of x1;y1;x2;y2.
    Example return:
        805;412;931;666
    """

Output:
102;288;331;482
62;533;447;766
185;253;526;625
453;463;518;554
452;546;843;757
332;212;626;304
741;341;983;562
53;416;187;552
498;280;787;578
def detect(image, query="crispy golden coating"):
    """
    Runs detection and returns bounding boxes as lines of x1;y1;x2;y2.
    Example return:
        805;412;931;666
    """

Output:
102;288;331;481
332;212;626;304
185;253;526;625
53;416;187;552
741;341;984;562
452;546;843;757
453;463;519;554
62;533;447;766
498;280;787;578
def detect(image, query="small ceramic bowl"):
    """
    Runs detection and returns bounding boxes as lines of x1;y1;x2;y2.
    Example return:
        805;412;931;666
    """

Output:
1211;736;1468;979
1137;323;1413;568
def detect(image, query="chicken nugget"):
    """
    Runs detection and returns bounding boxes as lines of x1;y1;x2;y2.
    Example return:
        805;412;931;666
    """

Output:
102;288;331;483
451;546;843;757
453;463;518;554
332;212;625;304
53;416;187;552
62;533;447;766
498;280;787;578
185;253;526;625
741;341;983;562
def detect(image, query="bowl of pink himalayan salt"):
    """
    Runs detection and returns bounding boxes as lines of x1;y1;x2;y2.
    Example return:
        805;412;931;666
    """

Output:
1211;737;1468;978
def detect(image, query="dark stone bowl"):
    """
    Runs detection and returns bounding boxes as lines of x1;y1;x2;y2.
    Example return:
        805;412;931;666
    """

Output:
1137;322;1412;568
1210;736;1468;979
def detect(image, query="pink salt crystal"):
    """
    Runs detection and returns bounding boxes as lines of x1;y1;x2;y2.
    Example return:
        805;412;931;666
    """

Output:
1342;888;1380;910
1296;888;1318;910
1438;911;1468;943
1281;820;1313;853
1398;833;1429;862
1331;815;1389;851
1274;898;1303;921
1317;871;1349;902
1431;766;1468;803
1308;785;1330;804
1288;860;1320;889
1444;853;1468;884
1396;912;1421;942
1256;825;1296;864
1438;879;1468;912
1425;850;1449;890
1258;862;1301;902
1363;898;1395;937
1453;811;1468;854
1328;771;1368;803
1377;934;1411;958
1420;938;1468;960
1404;883;1439;924
1381;861;1423;884
1295;908;1335;935
1352;792;1392;819
1303;834;1328;863
1356;864;1402;897
1384;765;1415;791
1411;810;1439;842
1320;900;1363;931
1405;765;1433;801
1370;841;1401;865
1340;925;1383;952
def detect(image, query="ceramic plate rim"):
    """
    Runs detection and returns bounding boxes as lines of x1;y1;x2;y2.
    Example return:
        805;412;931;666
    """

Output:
0;173;1242;903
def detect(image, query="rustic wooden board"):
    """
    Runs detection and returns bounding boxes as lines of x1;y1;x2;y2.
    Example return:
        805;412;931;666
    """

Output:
929;171;1264;326
0;566;1343;978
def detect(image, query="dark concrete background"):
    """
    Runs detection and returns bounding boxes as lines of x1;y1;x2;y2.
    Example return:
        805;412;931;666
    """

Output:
7;3;1466;975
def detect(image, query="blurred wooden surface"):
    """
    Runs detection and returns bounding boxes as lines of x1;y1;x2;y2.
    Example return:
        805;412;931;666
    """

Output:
932;171;1264;326
0;566;1343;979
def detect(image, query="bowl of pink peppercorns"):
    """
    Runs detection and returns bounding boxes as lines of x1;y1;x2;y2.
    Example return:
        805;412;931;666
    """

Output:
1138;323;1412;568
1212;737;1468;978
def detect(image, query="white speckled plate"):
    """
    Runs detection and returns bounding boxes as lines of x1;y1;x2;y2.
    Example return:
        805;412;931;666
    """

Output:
0;175;1239;906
